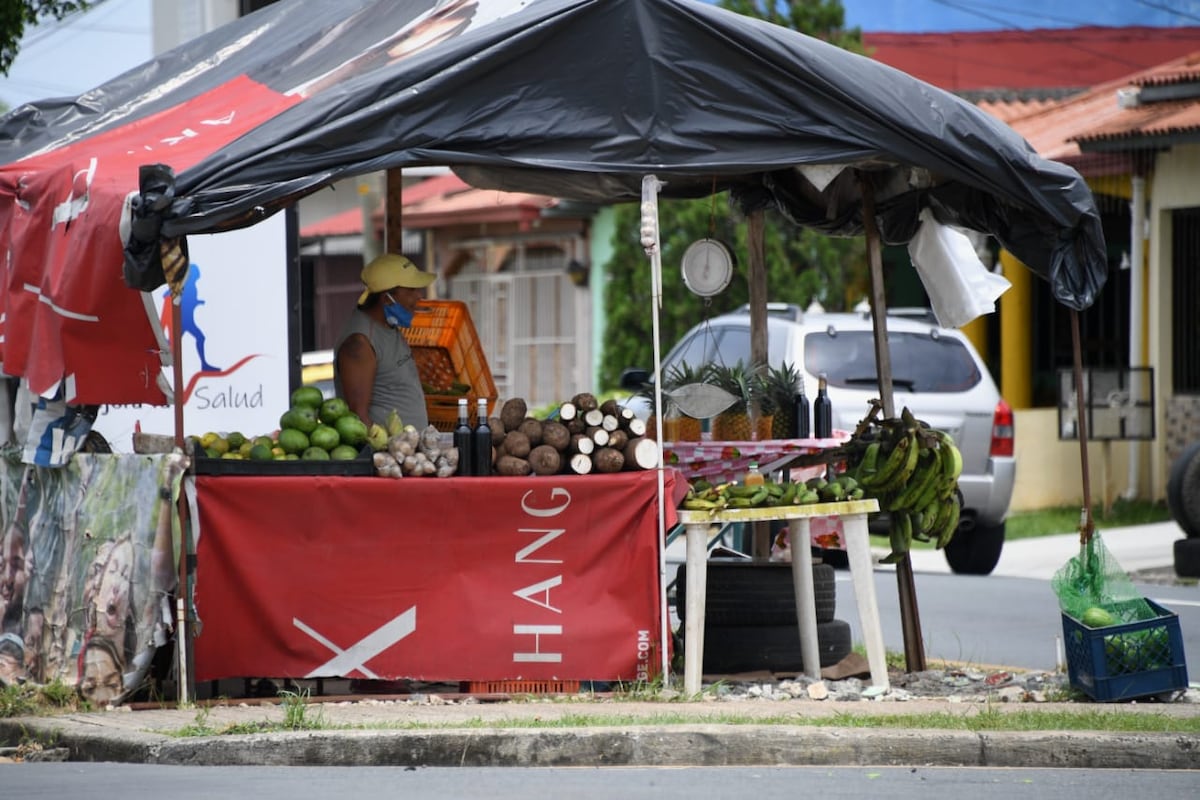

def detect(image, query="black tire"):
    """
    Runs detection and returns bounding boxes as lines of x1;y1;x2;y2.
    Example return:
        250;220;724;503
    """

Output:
1167;441;1200;538
1174;537;1200;578
944;520;1005;576
695;620;853;674
813;547;849;570
675;561;836;625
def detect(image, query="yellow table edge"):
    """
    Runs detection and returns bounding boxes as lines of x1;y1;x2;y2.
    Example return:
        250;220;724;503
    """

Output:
676;499;879;525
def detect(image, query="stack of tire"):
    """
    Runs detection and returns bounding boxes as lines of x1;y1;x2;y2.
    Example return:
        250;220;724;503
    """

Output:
675;560;851;674
1168;441;1200;578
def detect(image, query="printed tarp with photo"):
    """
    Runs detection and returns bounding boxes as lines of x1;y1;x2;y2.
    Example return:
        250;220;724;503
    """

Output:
0;0;1106;408
0;454;184;704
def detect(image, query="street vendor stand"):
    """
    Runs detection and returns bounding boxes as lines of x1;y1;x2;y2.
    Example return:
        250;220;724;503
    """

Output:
0;0;1111;704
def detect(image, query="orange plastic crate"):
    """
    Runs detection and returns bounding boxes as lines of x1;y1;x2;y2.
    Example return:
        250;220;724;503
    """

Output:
460;680;581;695
403;300;498;431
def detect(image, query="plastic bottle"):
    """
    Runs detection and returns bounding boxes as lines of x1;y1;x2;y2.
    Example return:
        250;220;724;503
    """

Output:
793;375;810;439
743;461;765;487
814;373;833;439
454;397;473;476
472;398;493;477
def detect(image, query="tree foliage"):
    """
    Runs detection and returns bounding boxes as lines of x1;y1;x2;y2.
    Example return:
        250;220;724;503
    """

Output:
597;1;869;389
1;1;91;77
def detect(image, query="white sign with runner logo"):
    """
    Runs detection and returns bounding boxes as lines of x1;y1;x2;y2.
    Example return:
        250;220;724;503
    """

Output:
94;213;291;451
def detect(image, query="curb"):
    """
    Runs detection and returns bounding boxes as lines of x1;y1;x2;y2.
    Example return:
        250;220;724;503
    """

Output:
6;719;1198;770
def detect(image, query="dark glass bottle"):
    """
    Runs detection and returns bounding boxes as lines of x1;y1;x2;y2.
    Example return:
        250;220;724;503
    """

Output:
793;376;810;439
814;373;833;439
453;397;473;476
472;398;493;477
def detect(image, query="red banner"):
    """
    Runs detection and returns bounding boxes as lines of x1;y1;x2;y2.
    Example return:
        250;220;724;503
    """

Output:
193;470;681;683
0;76;299;404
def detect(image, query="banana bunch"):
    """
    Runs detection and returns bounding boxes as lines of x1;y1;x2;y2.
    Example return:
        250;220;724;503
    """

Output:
849;407;963;562
680;473;865;514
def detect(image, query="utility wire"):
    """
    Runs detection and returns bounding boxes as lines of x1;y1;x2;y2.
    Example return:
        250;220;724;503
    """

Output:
1133;0;1200;25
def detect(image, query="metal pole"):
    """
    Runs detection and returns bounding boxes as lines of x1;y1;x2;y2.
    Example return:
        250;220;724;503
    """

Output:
640;175;671;687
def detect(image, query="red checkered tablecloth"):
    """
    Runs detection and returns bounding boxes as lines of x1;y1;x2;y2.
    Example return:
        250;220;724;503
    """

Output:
661;432;850;484
663;432;854;551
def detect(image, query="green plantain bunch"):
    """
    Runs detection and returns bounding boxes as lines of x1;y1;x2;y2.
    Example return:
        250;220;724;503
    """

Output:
848;407;964;562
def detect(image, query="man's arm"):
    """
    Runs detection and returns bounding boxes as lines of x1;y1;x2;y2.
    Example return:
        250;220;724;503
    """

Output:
336;333;377;423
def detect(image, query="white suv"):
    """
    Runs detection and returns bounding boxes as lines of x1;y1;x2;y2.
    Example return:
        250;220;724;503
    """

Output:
622;303;1016;575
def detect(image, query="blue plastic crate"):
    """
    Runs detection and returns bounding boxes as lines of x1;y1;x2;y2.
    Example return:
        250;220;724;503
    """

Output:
1061;598;1188;702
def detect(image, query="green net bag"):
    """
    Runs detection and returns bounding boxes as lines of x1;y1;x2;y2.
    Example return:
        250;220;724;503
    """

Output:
1051;533;1157;624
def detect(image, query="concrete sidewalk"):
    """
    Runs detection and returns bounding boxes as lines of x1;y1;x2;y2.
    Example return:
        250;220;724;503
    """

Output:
2;691;1198;769
904;521;1185;579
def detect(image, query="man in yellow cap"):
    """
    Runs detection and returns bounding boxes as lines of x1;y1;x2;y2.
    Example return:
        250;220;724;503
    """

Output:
334;253;436;429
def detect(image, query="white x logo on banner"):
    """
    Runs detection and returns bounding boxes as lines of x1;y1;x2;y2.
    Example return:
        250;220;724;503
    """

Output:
293;606;417;678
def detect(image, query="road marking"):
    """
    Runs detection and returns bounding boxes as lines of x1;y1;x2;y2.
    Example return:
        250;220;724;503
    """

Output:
294;606;417;678
1152;597;1200;608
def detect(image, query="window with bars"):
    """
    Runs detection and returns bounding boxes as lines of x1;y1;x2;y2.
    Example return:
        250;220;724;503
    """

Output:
1172;207;1200;395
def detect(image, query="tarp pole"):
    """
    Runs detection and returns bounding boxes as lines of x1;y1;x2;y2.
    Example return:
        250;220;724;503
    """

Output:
859;174;926;673
747;210;772;557
640;175;671;687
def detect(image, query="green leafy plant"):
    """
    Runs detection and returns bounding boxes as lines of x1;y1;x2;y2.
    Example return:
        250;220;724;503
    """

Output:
280;687;324;730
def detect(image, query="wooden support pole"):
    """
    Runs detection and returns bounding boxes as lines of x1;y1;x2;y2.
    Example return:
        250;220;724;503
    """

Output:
386;168;404;256
747;209;771;557
859;173;926;673
170;298;194;703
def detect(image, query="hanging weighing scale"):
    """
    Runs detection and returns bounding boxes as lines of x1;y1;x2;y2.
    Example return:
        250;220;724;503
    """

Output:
680;237;735;298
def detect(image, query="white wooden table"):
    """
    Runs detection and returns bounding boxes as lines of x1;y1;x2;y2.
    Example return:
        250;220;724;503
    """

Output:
676;499;886;695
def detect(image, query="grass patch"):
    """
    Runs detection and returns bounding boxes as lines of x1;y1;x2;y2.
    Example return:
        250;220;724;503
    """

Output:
0;680;88;718
163;706;1200;737
1006;499;1171;541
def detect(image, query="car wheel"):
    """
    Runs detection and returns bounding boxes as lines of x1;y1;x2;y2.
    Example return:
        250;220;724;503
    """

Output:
1166;441;1200;538
944;520;1005;575
676;562;836;625
695;619;853;674
1174;537;1200;578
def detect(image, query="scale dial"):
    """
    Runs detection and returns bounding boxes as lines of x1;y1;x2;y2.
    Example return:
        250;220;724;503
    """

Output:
680;238;734;297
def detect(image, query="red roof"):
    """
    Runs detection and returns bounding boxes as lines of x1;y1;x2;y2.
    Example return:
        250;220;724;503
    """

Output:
865;27;1200;92
300;174;559;237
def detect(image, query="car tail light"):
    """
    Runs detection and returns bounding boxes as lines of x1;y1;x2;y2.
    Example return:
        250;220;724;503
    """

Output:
990;399;1014;457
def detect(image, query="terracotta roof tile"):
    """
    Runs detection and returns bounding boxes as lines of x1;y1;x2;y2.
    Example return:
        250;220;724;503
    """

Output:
998;51;1200;163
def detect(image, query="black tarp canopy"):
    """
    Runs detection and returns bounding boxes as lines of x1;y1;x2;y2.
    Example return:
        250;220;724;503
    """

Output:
0;0;1105;405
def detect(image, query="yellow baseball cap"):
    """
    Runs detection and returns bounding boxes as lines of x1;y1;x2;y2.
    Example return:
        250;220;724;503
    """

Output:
357;254;435;303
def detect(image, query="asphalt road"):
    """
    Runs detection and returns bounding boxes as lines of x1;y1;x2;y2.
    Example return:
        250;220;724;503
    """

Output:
841;522;1199;671
839;570;1199;672
4;763;1197;799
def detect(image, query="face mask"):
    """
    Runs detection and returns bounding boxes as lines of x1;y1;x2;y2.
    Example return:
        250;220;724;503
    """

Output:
383;294;413;328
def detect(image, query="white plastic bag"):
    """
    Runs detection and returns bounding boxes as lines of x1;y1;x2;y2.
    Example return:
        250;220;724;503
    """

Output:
907;208;1011;329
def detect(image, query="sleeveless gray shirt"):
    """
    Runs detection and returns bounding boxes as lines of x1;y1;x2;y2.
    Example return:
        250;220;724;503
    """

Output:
334;310;428;429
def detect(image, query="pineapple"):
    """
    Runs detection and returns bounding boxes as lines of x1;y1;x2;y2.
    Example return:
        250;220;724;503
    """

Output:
706;361;763;441
764;362;803;439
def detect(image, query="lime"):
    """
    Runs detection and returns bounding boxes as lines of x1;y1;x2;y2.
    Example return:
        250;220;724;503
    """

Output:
226;431;247;450
1081;606;1117;628
334;414;368;448
280;405;319;434
319;397;350;425
301;446;331;461
330;444;359;461
249;444;274;461
309;424;340;451
291;385;324;410
277;428;310;455
253;435;274;449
